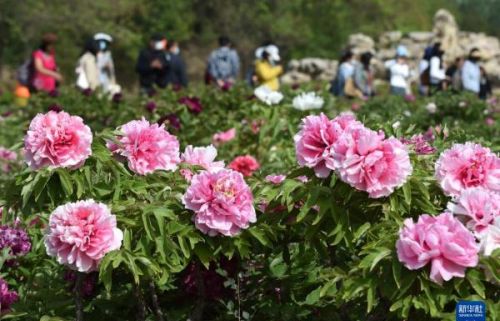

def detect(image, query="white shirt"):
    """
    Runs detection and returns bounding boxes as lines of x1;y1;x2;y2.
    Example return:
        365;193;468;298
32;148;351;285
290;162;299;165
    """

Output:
430;56;445;84
418;60;429;74
462;60;481;93
339;61;355;80
389;62;410;89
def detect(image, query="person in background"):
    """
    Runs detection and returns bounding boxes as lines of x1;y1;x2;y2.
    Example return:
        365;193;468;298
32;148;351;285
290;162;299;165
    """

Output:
387;46;411;96
206;36;240;88
331;49;356;96
75;39;100;91
94;33;120;95
418;46;433;95
136;33;169;95
254;44;283;91
165;40;188;89
32;33;63;93
462;48;481;95
246;44;268;87
479;66;492;100
429;43;447;94
445;57;464;92
354;52;374;98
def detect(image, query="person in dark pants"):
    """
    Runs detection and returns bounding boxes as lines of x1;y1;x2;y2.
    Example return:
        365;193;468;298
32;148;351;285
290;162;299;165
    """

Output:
165;40;188;89
135;33;169;95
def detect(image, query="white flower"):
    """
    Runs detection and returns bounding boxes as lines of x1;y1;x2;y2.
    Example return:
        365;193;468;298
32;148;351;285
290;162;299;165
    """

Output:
403;110;412;117
392;121;401;129
458;101;467;108
254;86;283;105
478;216;500;256
292;92;324;111
426;102;437;114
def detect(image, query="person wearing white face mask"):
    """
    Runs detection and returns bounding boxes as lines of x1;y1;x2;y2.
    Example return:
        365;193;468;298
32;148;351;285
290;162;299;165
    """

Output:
164;40;188;89
135;33;169;95
94;33;120;95
254;44;283;91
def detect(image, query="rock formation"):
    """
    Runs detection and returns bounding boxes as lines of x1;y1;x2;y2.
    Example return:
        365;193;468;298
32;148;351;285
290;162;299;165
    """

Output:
282;9;500;86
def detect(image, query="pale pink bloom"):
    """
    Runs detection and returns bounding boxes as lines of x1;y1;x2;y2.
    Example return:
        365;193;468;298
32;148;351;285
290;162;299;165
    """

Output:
44;200;123;273
294;113;359;178
182;169;256;236
0;147;16;161
296;175;309;183
229;155;260;177
24;111;92;169
396;212;479;284
478;216;500;256
212;128;236;145
111;118;180;175
181;145;224;170
447;187;500;234
180;168;194;182
332;125;412;198
435;143;500;197
265;174;286;185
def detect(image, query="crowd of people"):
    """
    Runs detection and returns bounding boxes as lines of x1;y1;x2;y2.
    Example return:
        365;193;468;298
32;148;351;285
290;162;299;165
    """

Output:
331;42;492;100
12;33;493;101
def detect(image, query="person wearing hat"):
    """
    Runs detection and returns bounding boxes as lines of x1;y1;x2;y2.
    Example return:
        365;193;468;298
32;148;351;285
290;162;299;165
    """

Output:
462;48;482;94
164;40;188;89
387;45;412;96
135;33;169;95
254;44;283;91
94;33;120;95
32;33;63;93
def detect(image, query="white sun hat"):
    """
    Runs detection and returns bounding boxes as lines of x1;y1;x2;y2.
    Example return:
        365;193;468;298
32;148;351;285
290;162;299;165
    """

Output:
94;33;113;42
265;45;281;62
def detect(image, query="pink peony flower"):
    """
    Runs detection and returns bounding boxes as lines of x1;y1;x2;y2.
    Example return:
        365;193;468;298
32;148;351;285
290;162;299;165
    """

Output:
0;278;18;313
332;125;412;198
181;145;224;170
24;111;92;170
447;187;500;234
435;143;500;197
212;128;236;145
265;174;286;185
180;168;194;182
294;113;359;178
110;118;180;175
0;147;17;161
182;169;256;236
396;212;479;284
228;155;260;177
44;200;123;272
179;96;203;114
478;216;500;256
485;117;495;126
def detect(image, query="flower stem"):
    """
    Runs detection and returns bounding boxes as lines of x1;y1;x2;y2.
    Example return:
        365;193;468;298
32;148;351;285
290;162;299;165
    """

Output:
74;272;84;321
149;281;165;321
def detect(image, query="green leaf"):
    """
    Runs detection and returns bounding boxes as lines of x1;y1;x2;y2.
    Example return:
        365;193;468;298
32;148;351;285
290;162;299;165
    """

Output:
248;228;270;247
402;182;411;205
466;269;485;299
57;169;74;196
304;286;321;305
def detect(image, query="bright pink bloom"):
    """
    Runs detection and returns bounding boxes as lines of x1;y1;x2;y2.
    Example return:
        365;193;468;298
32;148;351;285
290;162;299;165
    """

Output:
396;212;479;284
332;125;412;198
435;143;500;197
447;187;500;234
111;118;180;175
180;168;194;182
181;145;224;170
228;155;260;177
44;200;123;272
294;113;359;178
182;169;256;236
212;128;236;145
265;174;286;185
24;111;92;170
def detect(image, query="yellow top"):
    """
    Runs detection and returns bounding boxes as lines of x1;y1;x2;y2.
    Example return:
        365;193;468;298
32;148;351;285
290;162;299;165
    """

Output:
255;60;283;91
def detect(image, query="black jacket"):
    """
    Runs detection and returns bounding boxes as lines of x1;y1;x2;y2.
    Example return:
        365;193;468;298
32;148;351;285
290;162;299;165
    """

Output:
165;53;188;88
135;48;170;89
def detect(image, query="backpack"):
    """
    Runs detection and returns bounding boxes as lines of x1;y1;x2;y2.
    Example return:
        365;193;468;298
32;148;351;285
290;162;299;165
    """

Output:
420;66;430;86
16;58;34;86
